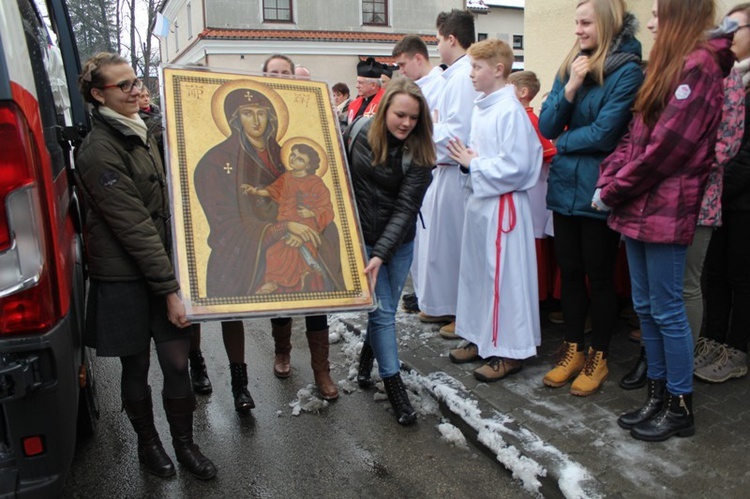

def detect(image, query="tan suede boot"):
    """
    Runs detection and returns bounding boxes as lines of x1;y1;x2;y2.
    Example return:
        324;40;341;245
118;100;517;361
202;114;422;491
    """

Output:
570;347;608;396
543;341;585;388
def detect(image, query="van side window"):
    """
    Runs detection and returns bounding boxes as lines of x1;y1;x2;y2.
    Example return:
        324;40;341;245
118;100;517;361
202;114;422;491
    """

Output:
17;0;66;179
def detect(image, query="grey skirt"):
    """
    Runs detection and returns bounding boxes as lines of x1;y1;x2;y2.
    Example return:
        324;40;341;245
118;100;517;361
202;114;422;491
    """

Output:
85;279;187;357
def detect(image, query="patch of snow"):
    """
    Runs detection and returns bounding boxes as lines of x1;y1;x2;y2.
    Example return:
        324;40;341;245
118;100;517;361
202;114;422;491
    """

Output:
437;422;469;450
289;386;329;416
402;369;440;416
337;379;359;394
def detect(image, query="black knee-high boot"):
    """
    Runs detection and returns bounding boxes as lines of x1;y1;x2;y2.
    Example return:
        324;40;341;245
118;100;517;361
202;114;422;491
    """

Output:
123;389;175;477
163;394;217;480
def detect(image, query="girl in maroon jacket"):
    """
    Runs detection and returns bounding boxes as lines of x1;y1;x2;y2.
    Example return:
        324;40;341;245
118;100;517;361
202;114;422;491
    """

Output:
593;0;736;442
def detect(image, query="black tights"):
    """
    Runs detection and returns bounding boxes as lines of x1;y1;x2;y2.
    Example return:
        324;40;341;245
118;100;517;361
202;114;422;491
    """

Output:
189;316;328;364
121;337;191;401
189;322;246;363
553;213;621;352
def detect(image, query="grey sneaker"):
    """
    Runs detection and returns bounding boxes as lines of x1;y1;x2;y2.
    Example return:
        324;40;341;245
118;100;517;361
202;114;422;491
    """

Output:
693;337;723;370
694;346;748;383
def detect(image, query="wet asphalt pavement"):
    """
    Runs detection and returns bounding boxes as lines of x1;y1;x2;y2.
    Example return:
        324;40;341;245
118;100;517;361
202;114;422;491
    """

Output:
62;317;529;498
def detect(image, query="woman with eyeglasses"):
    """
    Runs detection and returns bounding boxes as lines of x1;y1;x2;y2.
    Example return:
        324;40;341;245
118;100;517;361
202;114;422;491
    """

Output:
75;52;217;479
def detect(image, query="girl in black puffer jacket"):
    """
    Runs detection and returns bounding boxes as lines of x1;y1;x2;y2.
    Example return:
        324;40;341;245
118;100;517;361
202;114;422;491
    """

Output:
346;78;435;425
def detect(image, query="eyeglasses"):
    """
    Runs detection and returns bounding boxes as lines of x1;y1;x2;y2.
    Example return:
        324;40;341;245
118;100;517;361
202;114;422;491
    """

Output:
738;24;750;31
98;79;144;93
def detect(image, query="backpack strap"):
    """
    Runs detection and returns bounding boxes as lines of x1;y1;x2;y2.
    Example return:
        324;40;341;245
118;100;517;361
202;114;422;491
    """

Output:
346;116;371;159
401;148;412;175
347;116;412;175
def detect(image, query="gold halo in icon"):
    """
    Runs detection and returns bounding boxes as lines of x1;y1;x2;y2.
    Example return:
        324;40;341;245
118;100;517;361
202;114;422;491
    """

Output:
280;137;329;177
210;79;289;139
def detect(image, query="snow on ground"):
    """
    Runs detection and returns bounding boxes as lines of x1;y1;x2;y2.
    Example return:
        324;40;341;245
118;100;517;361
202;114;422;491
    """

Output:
289;386;329;416
503;370;681;495
436;421;470;450
328;315;604;498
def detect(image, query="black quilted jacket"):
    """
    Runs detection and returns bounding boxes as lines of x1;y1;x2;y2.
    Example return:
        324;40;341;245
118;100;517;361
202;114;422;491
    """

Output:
346;120;433;263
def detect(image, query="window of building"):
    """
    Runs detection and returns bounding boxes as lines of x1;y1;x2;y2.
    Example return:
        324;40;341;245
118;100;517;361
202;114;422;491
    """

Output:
363;0;387;26
513;35;523;50
187;2;193;39
477;33;488;41
264;0;293;22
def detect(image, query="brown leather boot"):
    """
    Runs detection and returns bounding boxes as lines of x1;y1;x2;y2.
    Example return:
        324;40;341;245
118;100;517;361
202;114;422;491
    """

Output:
306;329;339;401
272;320;292;378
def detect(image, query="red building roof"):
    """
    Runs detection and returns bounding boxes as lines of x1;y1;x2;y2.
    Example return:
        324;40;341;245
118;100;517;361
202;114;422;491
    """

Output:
199;28;437;45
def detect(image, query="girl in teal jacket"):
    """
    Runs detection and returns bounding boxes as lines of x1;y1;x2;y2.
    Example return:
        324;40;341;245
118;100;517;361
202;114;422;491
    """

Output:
538;0;644;396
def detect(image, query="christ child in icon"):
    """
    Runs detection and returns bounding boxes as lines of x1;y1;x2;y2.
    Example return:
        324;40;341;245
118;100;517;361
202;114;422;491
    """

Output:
242;139;335;294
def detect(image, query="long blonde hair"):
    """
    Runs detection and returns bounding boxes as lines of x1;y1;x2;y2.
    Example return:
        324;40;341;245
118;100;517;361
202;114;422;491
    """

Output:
367;78;435;167
634;0;716;126
558;0;628;86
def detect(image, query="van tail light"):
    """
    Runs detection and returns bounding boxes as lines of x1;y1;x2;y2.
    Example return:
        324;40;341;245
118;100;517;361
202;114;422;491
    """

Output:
0;102;56;334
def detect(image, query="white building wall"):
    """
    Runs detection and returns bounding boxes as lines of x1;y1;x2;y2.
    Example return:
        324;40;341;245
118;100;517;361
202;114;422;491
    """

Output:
201;0;461;31
474;6;524;67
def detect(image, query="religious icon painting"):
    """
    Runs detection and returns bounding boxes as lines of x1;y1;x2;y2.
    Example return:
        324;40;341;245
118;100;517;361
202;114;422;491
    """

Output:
161;66;374;320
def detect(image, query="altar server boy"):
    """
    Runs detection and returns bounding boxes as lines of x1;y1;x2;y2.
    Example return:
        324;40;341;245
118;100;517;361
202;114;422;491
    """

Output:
446;38;543;381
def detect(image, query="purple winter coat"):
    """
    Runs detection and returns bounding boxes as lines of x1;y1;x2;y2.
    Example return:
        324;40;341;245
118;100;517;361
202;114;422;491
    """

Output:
596;36;735;245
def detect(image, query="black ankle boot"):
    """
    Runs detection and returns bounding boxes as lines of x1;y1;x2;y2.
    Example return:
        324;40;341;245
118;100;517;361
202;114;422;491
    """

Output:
619;347;647;390
189;350;212;395
229;363;255;414
163;395;218;480
630;391;695;442
123;391;175;477
382;373;417;426
357;342;375;389
617;378;666;429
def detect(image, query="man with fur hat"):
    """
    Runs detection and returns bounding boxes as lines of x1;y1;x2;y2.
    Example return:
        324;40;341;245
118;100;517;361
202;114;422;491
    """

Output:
347;57;386;124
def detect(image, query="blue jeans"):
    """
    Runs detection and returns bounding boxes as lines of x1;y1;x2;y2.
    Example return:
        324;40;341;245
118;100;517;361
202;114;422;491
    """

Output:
625;238;693;395
364;242;414;378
